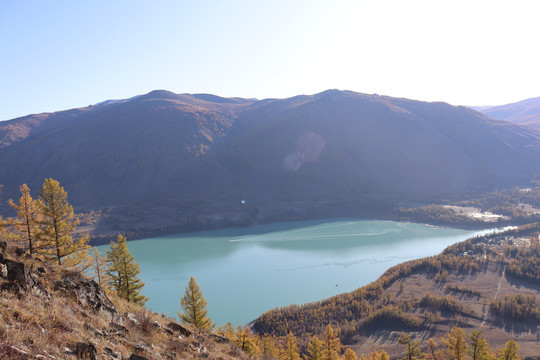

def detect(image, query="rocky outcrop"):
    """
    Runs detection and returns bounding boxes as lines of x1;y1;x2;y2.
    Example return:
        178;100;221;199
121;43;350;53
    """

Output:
0;256;50;301
53;276;121;323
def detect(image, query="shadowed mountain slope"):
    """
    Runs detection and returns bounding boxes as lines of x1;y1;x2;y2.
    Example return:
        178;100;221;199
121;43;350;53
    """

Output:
1;90;540;222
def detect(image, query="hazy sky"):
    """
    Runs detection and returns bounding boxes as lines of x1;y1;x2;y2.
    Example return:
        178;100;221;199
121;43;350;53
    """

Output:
1;0;539;120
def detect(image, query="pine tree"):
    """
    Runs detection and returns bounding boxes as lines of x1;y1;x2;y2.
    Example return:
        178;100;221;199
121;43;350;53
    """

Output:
178;276;213;329
36;178;90;266
8;184;40;255
468;330;491;360
496;340;521;360
341;348;358;360
322;324;342;360
281;332;301;360
441;327;468;360
307;336;323;360
106;234;148;305
398;332;423;360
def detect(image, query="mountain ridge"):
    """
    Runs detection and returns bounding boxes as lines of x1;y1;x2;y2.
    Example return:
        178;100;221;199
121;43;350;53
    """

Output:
1;90;540;236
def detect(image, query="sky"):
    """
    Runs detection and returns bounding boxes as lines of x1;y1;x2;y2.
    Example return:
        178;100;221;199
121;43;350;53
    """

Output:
1;0;540;120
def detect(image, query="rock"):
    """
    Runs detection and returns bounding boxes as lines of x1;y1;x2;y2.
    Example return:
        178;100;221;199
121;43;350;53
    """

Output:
54;277;121;323
210;334;230;343
2;259;50;300
0;263;7;278
14;247;25;257
109;322;129;335
129;355;148;360
126;312;140;325
73;342;97;359
104;347;122;359
167;321;192;338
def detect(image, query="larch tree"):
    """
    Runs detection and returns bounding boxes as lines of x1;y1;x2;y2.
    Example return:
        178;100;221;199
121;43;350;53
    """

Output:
106;234;148;305
178;276;213;329
341;348;358;360
322;324;342;360
36;178;90;266
441;327;468;360
360;350;389;360
496;340;521;360
88;246;110;290
307;335;323;360
398;332;423;360
8;184;40;255
468;330;491;360
281;332;301;360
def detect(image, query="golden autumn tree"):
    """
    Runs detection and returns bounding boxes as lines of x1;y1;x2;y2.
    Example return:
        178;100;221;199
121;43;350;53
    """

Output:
307;335;323;360
178;276;213;329
106;234;148;305
281;332;301;360
322;324;342;360
8;184;40;255
468;330;491;360
36;178;90;266
359;350;389;360
341;348;358;360
87;246;110;290
496;340;521;360
441;327;468;360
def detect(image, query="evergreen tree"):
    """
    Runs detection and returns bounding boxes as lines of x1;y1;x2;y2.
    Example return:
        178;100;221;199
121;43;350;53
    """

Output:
468;330;491;360
106;234;148;305
281;332;301;360
341;348;358;360
398;332;423;360
36;178;90;266
322;324;341;360
496;340;521;360
441;327;468;360
307;336;323;360
8;184;39;255
178;276;213;329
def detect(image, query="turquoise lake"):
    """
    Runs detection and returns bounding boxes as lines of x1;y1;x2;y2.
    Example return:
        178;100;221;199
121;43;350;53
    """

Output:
100;219;493;326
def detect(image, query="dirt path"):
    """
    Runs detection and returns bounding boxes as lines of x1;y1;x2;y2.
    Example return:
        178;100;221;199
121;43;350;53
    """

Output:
478;265;506;329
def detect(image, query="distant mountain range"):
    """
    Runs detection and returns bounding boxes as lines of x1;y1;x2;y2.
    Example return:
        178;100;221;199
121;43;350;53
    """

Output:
1;90;540;232
471;96;540;128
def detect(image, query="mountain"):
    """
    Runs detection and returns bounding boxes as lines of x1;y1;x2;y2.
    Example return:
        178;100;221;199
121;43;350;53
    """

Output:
472;97;540;129
1;90;540;235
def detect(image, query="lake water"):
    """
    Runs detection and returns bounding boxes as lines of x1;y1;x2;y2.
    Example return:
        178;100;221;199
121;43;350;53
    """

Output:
99;219;492;326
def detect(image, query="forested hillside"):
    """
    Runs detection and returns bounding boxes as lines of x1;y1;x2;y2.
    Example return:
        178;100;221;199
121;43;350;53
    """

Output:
252;223;540;358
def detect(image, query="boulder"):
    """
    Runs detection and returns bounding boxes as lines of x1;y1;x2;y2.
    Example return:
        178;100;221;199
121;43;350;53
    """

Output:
167;321;192;338
3;259;50;300
73;342;97;360
129;355;148;360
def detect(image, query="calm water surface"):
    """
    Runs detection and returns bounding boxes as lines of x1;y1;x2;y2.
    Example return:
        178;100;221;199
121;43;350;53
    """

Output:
100;219;492;326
